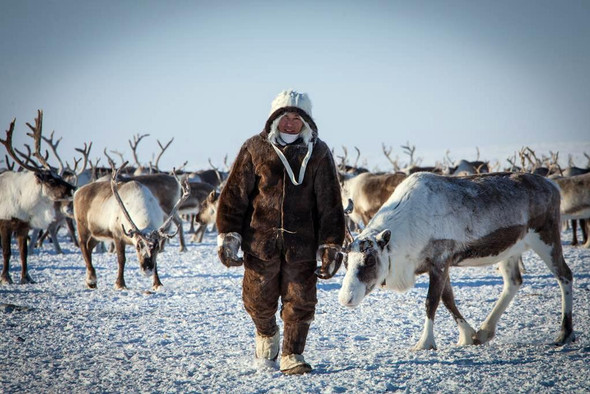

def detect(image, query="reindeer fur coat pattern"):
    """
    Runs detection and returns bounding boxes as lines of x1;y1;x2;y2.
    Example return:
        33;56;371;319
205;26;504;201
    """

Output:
216;107;345;264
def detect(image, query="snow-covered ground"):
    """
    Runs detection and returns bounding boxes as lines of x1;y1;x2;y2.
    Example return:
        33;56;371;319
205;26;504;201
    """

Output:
1;224;589;393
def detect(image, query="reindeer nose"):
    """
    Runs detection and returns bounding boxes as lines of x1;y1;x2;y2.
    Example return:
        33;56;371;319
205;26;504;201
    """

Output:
338;289;356;307
140;259;155;277
141;267;154;277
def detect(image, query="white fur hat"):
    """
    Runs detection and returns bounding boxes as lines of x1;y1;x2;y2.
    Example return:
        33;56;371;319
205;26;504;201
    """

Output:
269;90;312;117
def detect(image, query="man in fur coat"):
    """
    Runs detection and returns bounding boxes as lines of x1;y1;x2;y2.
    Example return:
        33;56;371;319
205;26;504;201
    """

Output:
216;89;346;375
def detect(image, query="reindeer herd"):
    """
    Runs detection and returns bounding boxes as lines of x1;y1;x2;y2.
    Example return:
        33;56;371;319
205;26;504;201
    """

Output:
1;111;588;350
0;111;224;289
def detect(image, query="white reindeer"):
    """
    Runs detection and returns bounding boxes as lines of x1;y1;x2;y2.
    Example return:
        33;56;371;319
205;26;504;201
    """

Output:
0;113;76;284
123;173;187;252
338;172;574;350
73;163;189;290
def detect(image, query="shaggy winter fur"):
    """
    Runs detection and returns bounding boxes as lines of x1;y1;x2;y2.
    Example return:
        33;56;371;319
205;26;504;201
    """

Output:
1;170;75;284
0;171;64;229
217;107;343;263
74;180;167;290
339;172;574;350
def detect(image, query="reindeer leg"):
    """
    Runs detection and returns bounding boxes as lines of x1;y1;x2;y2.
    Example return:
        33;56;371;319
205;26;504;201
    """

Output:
582;219;590;248
174;215;187;252
188;214;196;233
0;222;13;285
80;233;98;289
152;263;163;291
28;229;40;255
571;220;579;246
66;217;79;248
194;223;206;243
475;255;521;344
414;263;448;350
15;223;34;284
48;222;63;254
114;240;127;290
441;275;476;346
532;240;575;345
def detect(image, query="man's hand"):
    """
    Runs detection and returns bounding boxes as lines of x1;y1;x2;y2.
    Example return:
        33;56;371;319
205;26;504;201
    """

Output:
315;244;345;279
217;232;244;267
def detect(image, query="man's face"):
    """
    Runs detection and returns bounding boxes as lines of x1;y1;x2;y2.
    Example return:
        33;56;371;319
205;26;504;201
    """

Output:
278;112;303;134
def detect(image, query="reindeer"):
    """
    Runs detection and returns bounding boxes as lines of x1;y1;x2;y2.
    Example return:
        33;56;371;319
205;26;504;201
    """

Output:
557;166;590;245
0;112;76;284
122;173;188;252
338;172;574;350
101;149;190;252
29;142;92;254
340;171;407;229
553;173;590;248
193;189;220;242
177;181;216;241
189;158;229;189
447;159;489;176
73;163;189;290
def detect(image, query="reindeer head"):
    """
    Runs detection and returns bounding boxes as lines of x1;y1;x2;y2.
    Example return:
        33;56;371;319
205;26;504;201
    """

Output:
196;190;219;225
2;112;76;202
35;169;76;201
339;229;391;307
127;230;163;276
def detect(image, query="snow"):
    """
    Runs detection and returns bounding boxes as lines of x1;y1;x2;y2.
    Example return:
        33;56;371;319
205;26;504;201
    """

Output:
1;225;589;393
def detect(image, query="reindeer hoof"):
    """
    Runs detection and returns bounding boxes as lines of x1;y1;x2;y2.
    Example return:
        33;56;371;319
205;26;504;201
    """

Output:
412;344;437;351
473;329;495;345
20;275;36;284
86;282;97;289
1;274;14;285
554;330;575;346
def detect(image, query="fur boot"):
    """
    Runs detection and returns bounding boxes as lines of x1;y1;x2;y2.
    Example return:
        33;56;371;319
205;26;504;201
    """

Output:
280;354;312;375
255;330;280;363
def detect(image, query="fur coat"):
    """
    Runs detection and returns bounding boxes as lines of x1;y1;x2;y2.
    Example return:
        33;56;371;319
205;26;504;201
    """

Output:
216;107;345;263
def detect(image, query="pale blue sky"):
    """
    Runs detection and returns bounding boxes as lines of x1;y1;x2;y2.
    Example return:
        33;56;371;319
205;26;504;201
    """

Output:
1;0;589;171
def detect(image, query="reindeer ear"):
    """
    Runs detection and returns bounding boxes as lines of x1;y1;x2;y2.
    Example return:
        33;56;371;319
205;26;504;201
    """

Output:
376;229;391;250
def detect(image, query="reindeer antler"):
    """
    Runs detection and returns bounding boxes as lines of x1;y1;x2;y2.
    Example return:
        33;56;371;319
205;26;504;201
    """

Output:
401;142;416;167
153;138;173;171
1;117;44;172
110;161;142;238
129;133;149;167
41;130;64;175
157;168;191;239
25;110;53;171
382;143;399;172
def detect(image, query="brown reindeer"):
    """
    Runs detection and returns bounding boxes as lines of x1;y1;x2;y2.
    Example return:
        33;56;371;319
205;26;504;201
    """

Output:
340;171;407;228
73;163;189;290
